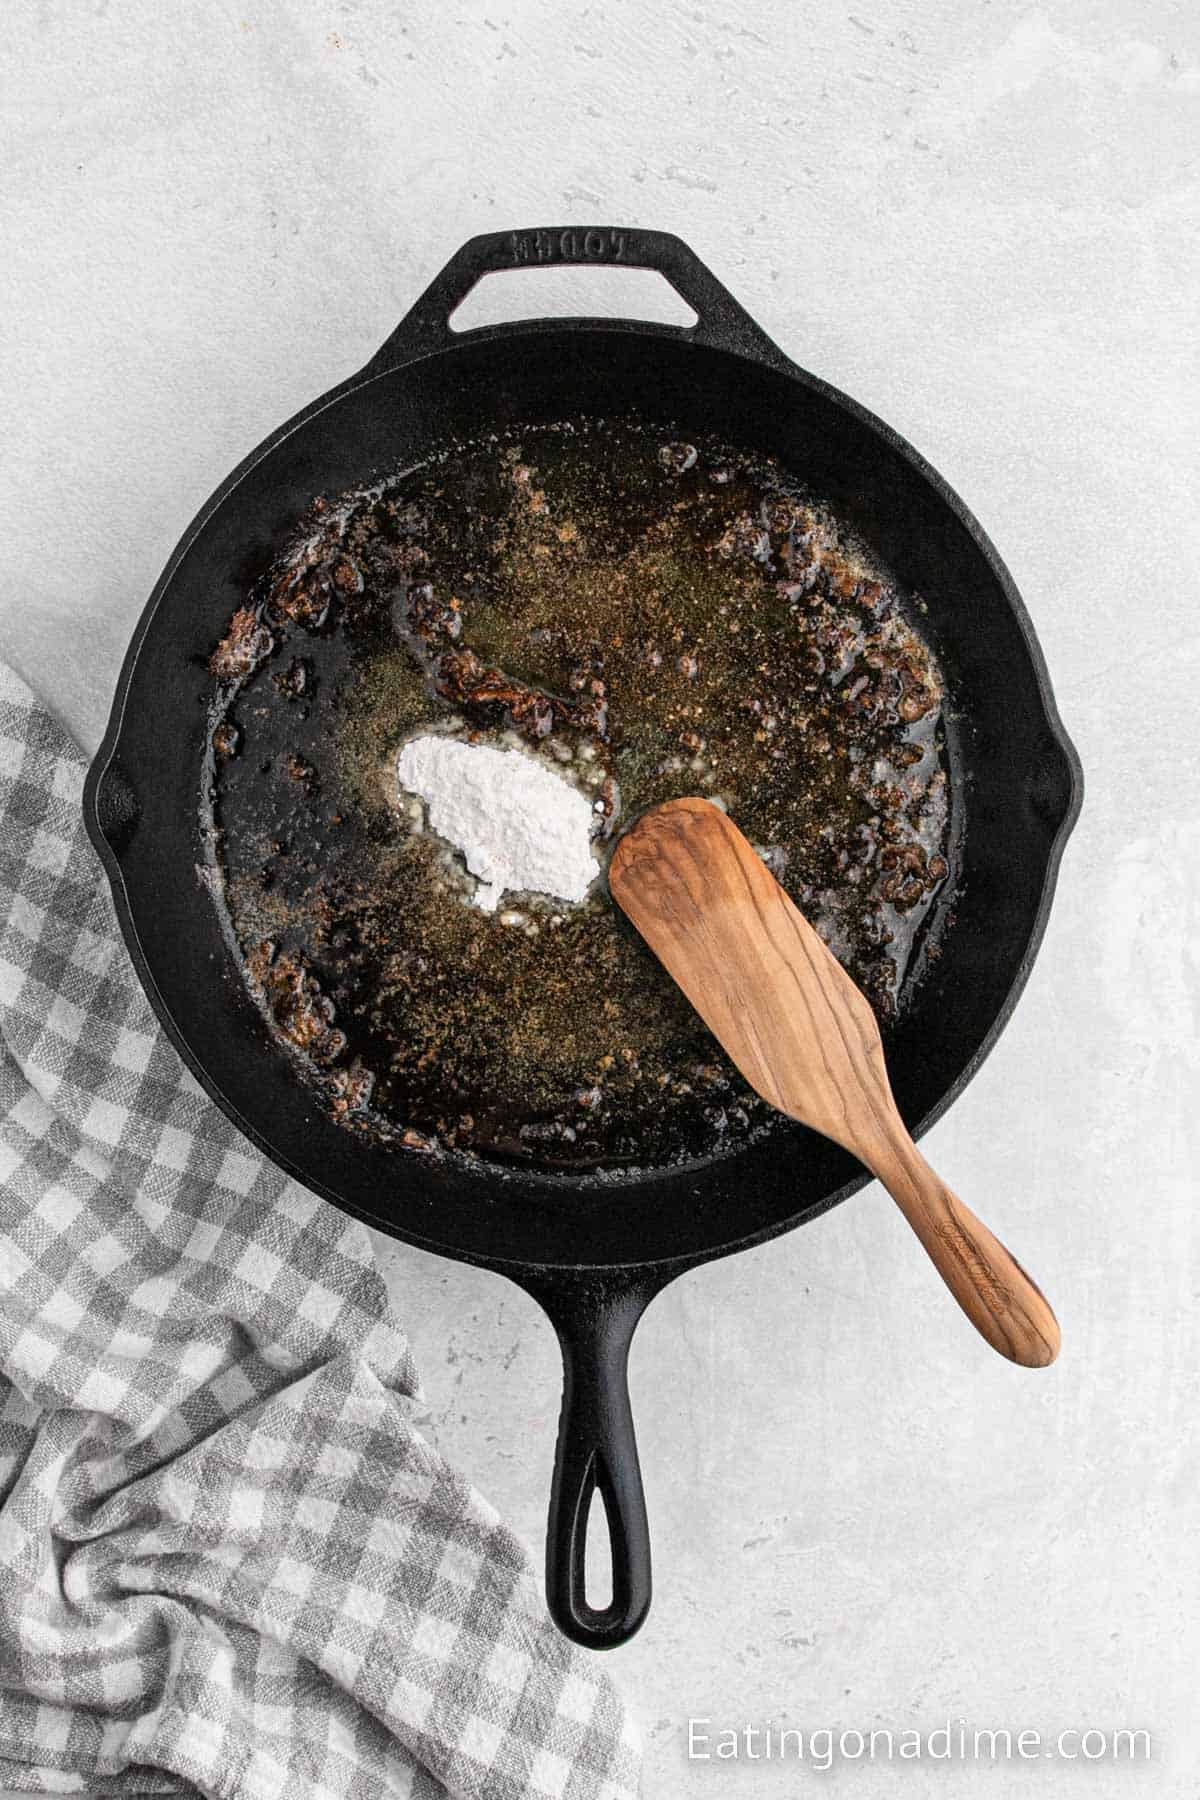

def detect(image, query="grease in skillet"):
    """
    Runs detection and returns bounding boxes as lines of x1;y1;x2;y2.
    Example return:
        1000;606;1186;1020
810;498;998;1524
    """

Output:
201;422;952;1171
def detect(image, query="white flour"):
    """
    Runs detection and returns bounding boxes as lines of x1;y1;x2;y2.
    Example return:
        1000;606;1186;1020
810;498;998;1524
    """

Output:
396;734;599;913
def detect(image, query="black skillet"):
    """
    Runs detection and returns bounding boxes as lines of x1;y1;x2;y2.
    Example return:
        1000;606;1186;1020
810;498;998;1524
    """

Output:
84;227;1082;1650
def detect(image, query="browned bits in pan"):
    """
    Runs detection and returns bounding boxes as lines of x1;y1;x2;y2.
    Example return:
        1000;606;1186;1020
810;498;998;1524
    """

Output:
420;637;610;749
210;607;273;680
272;658;311;699
399;1128;434;1153
204;422;954;1171
245;941;346;1066
329;1060;375;1118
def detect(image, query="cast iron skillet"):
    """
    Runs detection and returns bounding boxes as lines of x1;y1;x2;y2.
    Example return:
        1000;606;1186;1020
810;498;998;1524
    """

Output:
84;227;1082;1650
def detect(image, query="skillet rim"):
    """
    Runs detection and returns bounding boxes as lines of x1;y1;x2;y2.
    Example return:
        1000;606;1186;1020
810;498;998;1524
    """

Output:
84;314;1083;1279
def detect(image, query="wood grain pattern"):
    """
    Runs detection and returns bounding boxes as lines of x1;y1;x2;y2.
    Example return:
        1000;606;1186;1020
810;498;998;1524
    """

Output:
609;796;1060;1368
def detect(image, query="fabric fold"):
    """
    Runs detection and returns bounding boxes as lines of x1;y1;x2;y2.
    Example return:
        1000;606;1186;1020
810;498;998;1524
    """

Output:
0;663;640;1799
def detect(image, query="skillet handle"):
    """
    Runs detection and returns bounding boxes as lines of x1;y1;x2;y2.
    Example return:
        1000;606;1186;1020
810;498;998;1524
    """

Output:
527;1271;659;1650
363;226;790;372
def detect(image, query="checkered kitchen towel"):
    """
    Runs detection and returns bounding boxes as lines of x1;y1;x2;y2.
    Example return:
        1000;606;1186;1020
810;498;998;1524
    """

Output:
0;659;640;1798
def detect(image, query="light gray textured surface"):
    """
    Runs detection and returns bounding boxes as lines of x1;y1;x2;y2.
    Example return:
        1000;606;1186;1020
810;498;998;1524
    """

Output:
2;2;1197;1793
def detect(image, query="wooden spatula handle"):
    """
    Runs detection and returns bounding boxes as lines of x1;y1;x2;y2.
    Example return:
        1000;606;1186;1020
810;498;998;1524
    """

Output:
869;1132;1060;1367
610;796;1060;1368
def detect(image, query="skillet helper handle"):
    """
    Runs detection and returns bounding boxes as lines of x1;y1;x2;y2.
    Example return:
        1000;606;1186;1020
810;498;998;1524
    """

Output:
533;1276;653;1650
363;225;790;369
870;1134;1061;1368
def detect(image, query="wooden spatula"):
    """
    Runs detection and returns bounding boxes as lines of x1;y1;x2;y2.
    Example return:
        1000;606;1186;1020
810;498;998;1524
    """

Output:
609;796;1059;1367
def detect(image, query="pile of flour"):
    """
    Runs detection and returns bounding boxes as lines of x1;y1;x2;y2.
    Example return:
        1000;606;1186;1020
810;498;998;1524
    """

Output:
396;734;599;913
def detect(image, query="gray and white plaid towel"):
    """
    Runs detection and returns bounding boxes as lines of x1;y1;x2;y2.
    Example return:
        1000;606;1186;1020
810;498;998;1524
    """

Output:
0;661;640;1800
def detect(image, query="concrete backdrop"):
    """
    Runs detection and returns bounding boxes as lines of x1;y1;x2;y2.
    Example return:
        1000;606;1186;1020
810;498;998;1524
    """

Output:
3;2;1197;1793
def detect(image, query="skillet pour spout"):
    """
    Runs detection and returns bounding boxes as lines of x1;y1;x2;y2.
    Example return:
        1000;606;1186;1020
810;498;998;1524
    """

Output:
85;226;1082;1648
